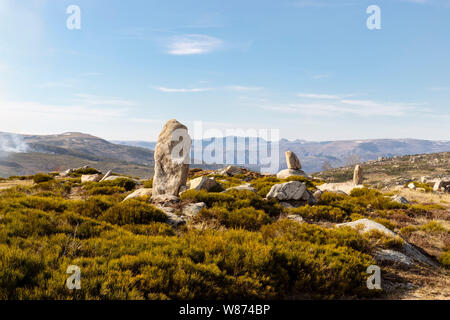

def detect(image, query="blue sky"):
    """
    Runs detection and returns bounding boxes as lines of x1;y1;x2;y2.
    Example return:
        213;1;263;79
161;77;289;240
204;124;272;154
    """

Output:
0;0;449;141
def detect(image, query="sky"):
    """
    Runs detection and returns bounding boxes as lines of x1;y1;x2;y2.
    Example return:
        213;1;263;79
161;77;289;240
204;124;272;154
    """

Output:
0;0;449;141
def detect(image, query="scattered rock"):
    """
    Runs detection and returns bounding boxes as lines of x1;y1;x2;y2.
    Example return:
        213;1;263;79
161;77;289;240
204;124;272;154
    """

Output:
156;206;186;227
219;166;245;176
225;183;256;193
285;151;301;170
266;181;307;201
313;190;323;201
336;218;397;237
153;119;191;196
391;195;410;205
407;183;416;190
286;215;304;223
81;174;102;183
188;176;224;192
182;202;206;217
374;249;413;266
433;179;450;192
123;188;152;201
151;194;180;206
353;165;363;185
99;170;112;182
276;169;307;179
317;182;362;194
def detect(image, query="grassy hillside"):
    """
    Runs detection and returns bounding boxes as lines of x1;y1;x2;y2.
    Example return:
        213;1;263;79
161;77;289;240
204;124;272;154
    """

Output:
0;167;448;299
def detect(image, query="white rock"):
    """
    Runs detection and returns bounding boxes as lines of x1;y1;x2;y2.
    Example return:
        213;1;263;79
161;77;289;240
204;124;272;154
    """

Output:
276;169;307;179
391;195;410;205
123;188;152;201
285;151;301;170
81;174;102;183
219;166;245;176
99;170;112;182
225;183;256;193
182;202;206;217
336;218;396;237
188;176;224;192
317;182;363;194
286;215;304;223
407;183;416;190
374;249;413;266
266;181;307;201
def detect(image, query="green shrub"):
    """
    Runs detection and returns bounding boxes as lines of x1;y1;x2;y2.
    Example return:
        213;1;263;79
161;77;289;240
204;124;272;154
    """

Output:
99;200;167;225
288;205;348;222
439;248;450;268
87;186;126;196
196;207;272;231
69;167;101;177
32;173;54;184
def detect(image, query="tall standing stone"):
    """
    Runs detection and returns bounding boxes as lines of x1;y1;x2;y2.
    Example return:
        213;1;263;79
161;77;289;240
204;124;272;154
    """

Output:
353;165;363;185
153;119;191;196
285;151;301;170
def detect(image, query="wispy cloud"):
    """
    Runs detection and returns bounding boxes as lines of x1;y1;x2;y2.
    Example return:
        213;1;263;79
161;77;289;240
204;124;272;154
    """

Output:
256;98;426;117
165;34;223;55
155;87;213;93
226;85;263;92
73;94;138;106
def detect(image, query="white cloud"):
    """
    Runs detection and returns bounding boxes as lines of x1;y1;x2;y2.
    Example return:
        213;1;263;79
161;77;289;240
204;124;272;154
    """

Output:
166;34;223;55
73;93;138;106
155;87;213;93
256;98;425;117
226;85;263;92
297;93;342;99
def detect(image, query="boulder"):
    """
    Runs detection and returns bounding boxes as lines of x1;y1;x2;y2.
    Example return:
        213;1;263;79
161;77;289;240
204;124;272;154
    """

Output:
391;195;410;205
123;188;152;201
188;176;224;192
182;202;206;217
81;174;102;183
276;169;307;179
266;181;307;201
374;249;413;266
153;119;191;196
336;218;396;237
219;166;245;176
151;194;180;206
407;183;416;190
353;165;363;185
313;190;323;201
225;183;256;193
317;182;362;194
285;151;301;170
286;215;304;224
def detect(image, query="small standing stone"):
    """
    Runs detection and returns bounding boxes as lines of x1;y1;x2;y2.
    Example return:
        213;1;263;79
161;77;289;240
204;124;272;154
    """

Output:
285;151;301;170
353;165;363;185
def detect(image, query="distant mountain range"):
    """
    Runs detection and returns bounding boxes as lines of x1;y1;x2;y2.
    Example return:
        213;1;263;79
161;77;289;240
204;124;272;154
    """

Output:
114;137;450;173
1;131;449;177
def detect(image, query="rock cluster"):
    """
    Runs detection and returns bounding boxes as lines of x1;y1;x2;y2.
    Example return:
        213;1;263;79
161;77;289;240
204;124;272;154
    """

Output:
276;151;307;179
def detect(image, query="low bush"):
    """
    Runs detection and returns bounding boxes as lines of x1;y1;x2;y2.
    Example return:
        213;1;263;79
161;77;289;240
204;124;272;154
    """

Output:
32;173;54;184
289;205;348;222
99;200;167;226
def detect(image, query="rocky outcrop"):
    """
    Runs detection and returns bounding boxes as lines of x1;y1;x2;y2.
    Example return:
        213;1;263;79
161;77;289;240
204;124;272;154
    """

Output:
152;119;191;196
188;176;224;192
182;202;206;217
391;195;410;205
123;188;152;201
266;181;307;201
317;182;363;195
433;179;450;192
285;151;301;170
353;165;363;185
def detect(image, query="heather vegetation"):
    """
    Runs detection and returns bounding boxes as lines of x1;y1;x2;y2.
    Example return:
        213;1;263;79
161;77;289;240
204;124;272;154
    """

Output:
0;166;448;300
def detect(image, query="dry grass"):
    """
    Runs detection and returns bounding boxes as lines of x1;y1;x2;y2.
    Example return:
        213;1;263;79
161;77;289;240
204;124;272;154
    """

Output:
0;179;33;190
